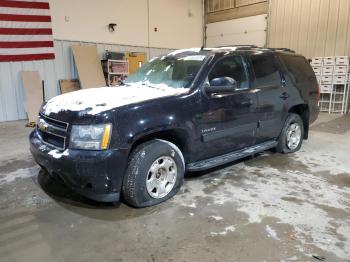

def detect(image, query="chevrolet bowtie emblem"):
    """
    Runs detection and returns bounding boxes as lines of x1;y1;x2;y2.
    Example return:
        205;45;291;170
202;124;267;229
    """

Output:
38;119;49;132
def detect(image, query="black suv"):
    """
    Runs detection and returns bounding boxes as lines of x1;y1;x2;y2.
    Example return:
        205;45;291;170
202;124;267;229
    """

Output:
30;46;319;207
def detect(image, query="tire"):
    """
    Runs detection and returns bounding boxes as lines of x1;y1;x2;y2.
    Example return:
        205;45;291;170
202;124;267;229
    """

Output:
122;139;185;207
276;113;304;154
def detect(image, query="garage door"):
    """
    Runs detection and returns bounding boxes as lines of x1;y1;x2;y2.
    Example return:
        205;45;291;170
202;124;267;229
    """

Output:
206;14;267;48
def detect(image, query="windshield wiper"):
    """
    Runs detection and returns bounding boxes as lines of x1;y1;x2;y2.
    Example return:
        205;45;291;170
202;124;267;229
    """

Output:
141;81;161;89
120;81;131;86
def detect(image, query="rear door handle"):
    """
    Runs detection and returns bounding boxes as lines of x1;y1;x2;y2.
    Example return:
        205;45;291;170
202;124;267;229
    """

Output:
280;92;289;100
240;99;254;106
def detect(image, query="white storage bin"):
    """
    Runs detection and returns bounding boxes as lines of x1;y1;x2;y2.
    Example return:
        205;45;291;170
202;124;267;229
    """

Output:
335;56;349;66
322;66;334;75
323;57;336;66
332;75;347;84
334;66;348;75
311;57;323;66
312;66;322;75
316;76;321;84
321;75;333;84
320;85;332;93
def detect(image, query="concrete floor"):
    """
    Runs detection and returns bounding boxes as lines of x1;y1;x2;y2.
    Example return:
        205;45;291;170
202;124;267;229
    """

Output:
0;113;349;262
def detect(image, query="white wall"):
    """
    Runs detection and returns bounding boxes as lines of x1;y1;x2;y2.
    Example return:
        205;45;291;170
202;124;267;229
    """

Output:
149;0;203;49
206;14;267;47
49;0;203;49
0;40;174;122
0;0;204;122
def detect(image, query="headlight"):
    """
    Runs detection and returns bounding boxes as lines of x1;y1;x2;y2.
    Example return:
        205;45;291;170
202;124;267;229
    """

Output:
70;124;112;150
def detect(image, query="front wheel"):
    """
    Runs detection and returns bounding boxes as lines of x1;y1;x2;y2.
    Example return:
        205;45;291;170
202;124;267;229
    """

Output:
122;139;185;207
276;113;304;154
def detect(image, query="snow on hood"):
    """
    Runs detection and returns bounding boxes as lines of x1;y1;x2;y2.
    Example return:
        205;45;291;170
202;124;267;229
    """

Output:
42;84;189;116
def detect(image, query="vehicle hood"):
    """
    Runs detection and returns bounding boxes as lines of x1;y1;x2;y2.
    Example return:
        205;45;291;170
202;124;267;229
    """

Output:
42;84;189;116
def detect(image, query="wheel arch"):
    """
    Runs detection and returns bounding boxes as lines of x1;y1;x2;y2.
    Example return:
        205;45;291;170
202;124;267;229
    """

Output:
288;104;310;139
128;128;189;162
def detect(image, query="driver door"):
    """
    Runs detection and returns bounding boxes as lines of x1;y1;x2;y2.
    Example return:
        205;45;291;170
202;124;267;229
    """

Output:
196;55;259;160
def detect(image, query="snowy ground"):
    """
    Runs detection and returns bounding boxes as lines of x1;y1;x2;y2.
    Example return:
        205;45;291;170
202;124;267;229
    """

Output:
0;114;349;262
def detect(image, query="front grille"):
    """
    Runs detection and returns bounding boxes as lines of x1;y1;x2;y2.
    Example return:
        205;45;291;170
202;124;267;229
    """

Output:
37;114;69;149
40;114;68;130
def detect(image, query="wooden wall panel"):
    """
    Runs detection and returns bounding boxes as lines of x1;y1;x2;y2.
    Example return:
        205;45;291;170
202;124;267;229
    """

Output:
207;1;268;23
268;0;350;58
236;0;266;7
207;0;235;12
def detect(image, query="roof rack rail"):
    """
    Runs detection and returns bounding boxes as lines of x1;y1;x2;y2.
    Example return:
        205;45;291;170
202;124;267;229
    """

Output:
212;45;296;53
264;47;296;53
216;45;258;49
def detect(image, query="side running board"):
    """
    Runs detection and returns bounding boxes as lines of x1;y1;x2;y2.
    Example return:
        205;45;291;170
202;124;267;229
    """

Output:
186;140;278;172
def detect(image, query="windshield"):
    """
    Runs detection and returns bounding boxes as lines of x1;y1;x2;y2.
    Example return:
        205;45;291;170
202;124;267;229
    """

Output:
124;54;207;89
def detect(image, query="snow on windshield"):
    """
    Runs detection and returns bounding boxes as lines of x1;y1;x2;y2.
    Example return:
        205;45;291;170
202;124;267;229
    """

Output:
124;54;206;89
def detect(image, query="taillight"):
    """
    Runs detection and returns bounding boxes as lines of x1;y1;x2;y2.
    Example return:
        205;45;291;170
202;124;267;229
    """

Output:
316;84;320;102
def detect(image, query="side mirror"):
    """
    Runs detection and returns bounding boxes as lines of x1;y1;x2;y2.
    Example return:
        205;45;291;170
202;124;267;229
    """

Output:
205;77;238;94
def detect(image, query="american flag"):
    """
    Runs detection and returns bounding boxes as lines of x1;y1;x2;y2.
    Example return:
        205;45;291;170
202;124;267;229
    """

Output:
0;0;55;62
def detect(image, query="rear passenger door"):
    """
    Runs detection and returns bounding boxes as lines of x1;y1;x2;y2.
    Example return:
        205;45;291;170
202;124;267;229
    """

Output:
249;53;287;143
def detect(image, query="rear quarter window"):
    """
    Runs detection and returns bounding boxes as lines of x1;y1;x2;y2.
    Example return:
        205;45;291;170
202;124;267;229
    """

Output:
279;55;315;84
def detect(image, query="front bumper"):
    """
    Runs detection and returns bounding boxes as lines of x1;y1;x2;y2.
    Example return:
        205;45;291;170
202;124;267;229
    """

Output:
29;130;128;202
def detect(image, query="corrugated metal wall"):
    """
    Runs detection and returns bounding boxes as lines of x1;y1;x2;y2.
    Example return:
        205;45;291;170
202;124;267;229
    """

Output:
0;40;173;122
268;0;350;58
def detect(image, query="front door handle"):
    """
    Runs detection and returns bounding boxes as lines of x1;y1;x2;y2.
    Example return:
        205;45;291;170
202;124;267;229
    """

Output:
280;92;289;100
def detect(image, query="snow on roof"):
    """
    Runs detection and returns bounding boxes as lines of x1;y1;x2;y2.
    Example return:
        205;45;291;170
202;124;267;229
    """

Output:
168;48;202;56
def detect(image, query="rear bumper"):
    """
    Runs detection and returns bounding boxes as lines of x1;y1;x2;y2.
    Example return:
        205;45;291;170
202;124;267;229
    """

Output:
29;130;128;203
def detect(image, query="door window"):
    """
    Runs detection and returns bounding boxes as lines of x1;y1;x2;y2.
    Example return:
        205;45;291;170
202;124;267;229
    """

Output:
251;54;281;87
208;56;249;90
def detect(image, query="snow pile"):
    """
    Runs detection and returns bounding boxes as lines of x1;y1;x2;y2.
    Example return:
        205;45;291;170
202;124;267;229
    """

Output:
265;225;280;240
172;147;350;259
43;85;189;116
48;149;69;159
0;166;40;185
210;225;236;236
209;215;224;221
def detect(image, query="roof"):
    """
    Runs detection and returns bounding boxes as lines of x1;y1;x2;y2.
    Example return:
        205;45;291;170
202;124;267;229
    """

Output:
167;46;296;57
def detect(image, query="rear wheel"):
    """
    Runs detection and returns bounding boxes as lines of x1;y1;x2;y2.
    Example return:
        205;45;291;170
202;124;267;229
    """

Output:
122;139;185;207
276;113;304;154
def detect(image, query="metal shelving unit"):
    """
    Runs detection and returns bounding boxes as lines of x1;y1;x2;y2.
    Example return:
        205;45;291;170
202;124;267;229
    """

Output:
101;59;129;86
311;56;349;114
